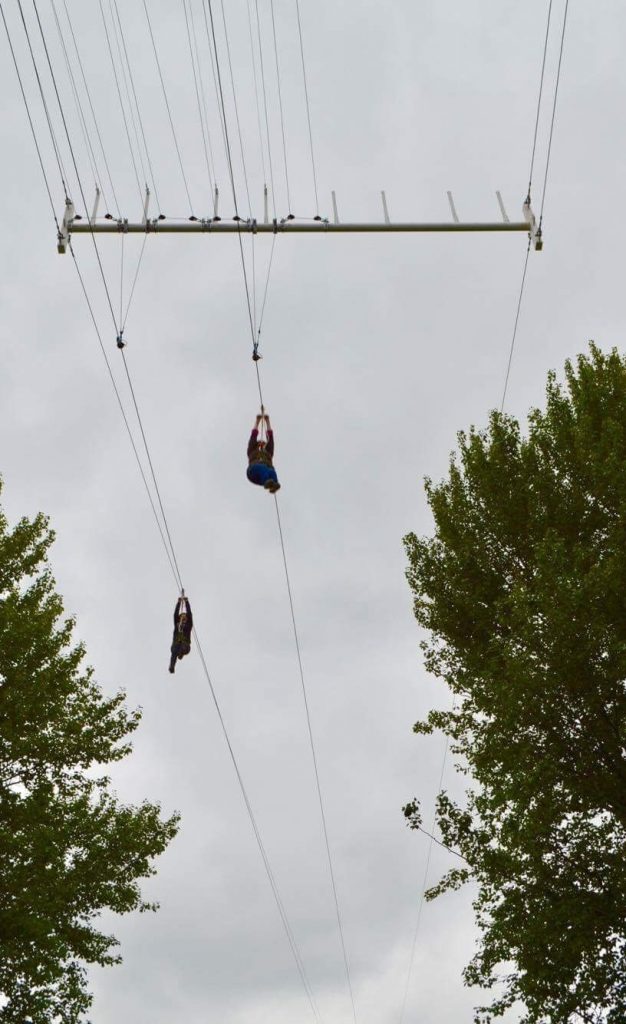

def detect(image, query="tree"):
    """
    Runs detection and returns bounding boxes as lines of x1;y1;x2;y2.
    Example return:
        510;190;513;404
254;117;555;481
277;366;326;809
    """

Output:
0;480;179;1024
403;345;626;1024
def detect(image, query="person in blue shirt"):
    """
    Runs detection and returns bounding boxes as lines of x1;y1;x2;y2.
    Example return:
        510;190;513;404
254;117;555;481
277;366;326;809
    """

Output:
246;411;280;494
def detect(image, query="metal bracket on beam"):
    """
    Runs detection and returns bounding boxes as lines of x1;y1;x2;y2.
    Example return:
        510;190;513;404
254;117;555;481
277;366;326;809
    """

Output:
57;197;75;254
523;198;543;251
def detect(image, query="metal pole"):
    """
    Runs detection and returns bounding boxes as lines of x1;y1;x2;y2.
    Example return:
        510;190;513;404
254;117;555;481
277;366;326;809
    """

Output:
67;219;531;236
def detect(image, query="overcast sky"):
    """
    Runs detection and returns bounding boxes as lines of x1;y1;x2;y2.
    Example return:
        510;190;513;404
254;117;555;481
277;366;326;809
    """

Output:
0;1;623;1022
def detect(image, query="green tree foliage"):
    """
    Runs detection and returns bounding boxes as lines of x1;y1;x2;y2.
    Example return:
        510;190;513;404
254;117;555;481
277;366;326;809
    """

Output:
0;481;179;1023
403;346;626;1024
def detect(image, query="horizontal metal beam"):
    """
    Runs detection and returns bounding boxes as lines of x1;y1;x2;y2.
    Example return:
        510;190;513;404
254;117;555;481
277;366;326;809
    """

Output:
67;219;530;236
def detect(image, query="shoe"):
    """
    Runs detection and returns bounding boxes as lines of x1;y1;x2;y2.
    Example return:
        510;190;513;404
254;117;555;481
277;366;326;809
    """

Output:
168;666;175;674
263;478;274;490
269;481;281;493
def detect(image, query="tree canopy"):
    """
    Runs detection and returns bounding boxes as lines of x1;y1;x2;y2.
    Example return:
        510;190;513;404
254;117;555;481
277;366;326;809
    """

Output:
0;480;179;1024
403;345;626;1024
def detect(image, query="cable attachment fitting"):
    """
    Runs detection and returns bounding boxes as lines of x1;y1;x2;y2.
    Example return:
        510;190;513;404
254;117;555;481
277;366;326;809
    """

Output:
116;331;126;350
252;339;262;362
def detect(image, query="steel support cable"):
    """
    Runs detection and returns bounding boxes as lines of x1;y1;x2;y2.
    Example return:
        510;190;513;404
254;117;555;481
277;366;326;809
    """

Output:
5;18;318;1011
98;0;144;205
60;0;121;217
269;0;292;213
200;0;230;183
254;0;277;218
245;0;268;193
69;246;321;1024
273;495;358;1024
141;0;196;217
499;241;531;413
108;0;149;192
193;633;322;1022
33;0;180;590
1;0;60;226
527;0;553;197
399;10;560;1013
218;0;253;215
118;350;185;591
293;0;319;215
78;247;323;1024
398;730;453;1024
33;0;120;334
16;0;70;197
181;0;214;198
112;0;162;212
69;243;181;589
205;0;255;342
538;0;570;226
49;0;103;201
206;8;351;1014
188;0;218;190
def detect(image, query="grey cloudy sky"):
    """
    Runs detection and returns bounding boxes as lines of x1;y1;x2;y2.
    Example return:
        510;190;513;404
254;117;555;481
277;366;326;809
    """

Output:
0;1;622;1022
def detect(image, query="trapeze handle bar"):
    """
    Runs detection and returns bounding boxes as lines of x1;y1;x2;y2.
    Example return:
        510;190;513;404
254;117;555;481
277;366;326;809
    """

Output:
67;219;530;235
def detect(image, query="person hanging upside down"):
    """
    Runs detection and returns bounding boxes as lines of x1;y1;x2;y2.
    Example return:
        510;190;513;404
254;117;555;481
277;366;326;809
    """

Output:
169;595;193;674
247;411;281;494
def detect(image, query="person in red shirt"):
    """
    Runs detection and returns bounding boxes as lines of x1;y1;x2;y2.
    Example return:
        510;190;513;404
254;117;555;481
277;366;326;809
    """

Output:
246;411;280;494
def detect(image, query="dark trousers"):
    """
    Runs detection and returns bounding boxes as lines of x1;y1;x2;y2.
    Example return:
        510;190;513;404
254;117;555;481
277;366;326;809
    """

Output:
169;639;191;673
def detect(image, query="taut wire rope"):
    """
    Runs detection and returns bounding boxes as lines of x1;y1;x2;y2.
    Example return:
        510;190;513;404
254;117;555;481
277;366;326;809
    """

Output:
141;0;195;217
538;0;570;226
108;0;149;192
269;0;292;213
98;0;143;205
401;0;567;1015
1;0;59;226
181;0;214;198
16;0;70;198
7;8;329;1008
61;0;121;217
112;0;162;211
293;0;319;216
49;0;102;200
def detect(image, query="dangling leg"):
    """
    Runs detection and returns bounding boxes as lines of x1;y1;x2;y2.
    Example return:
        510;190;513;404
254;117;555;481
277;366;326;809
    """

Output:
169;642;180;674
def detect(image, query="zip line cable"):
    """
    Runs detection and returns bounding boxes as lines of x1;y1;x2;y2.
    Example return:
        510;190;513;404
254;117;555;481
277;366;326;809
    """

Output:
218;0;253;215
526;0;553;198
398;730;453;1024
501;0;569;412
293;0;319;216
269;0;292;214
538;0;570;226
16;0;69;198
14;11;325;1010
254;0;278;218
181;0;215;198
141;0;196;217
188;0;218;192
108;0;149;192
1;1;59;227
69;242;182;589
32;0;184;592
60;0;121;217
49;0;103;200
401;1;566;1013
246;0;268;194
273;496;358;1024
499;241;531;413
205;5;356;1013
112;0;162;212
98;0;144;205
11;11;326;1003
